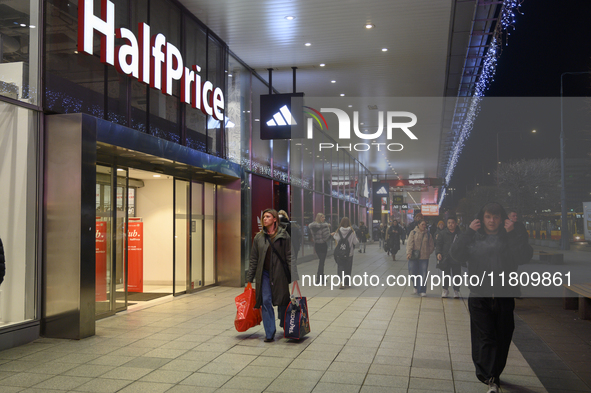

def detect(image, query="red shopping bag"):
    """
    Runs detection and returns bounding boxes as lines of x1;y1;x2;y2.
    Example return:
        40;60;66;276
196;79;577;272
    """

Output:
234;283;262;332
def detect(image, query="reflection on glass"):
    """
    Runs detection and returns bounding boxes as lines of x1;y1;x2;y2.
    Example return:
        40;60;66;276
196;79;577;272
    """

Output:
95;165;112;316
175;180;189;294
191;182;203;289
0;0;40;104
204;183;216;286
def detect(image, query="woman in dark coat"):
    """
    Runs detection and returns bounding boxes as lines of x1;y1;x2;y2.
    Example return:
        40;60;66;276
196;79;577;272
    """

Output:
247;209;295;342
387;220;402;260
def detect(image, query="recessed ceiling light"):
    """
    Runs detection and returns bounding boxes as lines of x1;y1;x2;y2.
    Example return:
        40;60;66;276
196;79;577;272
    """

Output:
365;24;374;29
305;42;311;46
340;94;345;96
285;16;295;20
382;48;388;52
153;175;161;178
320;63;325;67
228;74;232;77
117;168;125;171
348;105;353;108
20;23;26;27
331;80;336;83
254;119;260;122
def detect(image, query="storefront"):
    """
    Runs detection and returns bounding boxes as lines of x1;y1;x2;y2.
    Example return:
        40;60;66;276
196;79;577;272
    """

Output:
0;0;373;350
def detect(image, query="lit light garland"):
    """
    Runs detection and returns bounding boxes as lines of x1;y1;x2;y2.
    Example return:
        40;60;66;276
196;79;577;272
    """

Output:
441;0;523;207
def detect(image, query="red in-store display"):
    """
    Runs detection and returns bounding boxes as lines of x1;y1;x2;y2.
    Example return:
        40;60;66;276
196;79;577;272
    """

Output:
128;221;144;292
96;220;107;301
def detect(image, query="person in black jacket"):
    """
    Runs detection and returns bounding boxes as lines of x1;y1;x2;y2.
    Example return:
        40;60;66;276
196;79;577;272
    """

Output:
450;203;533;393
356;222;368;253
0;237;5;285
406;213;423;236
435;217;462;298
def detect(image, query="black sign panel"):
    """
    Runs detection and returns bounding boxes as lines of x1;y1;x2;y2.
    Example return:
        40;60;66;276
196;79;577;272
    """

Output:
392;195;403;204
260;93;304;139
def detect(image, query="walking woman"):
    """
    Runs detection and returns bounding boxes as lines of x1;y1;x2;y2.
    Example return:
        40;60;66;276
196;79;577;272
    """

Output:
333;217;359;288
247;209;295;342
387;220;402;260
308;213;331;284
407;219;435;296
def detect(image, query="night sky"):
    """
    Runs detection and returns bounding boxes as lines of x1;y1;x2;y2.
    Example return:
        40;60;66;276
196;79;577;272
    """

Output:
446;0;591;206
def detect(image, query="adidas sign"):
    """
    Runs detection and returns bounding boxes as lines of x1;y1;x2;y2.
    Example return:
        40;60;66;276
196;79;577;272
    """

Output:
266;105;297;126
376;186;388;195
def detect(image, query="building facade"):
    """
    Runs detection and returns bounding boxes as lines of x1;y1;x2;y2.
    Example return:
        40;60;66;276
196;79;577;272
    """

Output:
0;0;372;350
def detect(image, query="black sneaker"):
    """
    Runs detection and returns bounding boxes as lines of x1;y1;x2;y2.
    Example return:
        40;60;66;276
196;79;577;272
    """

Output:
264;337;274;342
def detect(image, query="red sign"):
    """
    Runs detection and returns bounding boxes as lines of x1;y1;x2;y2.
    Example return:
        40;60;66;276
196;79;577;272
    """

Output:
96;220;107;301
421;204;440;216
128;221;144;292
388;179;431;187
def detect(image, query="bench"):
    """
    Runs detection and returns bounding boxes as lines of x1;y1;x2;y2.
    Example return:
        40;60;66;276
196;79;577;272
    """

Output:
563;284;591;320
536;251;563;264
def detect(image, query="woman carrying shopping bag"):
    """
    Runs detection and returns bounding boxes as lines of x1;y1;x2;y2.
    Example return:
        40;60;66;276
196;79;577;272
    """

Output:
247;209;296;342
407;219;434;297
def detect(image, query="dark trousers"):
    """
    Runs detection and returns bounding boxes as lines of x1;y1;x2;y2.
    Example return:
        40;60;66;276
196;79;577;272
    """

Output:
441;263;461;291
315;242;328;278
468;296;515;385
337;255;353;286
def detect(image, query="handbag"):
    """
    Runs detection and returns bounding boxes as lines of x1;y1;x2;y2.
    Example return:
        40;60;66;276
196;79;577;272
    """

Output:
234;283;262;332
284;281;310;340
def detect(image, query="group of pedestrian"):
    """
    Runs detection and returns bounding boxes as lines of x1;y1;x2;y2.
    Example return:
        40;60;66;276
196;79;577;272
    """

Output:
246;203;532;393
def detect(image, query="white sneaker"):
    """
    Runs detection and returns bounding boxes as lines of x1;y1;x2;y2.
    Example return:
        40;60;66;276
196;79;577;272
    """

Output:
419;292;427;297
454;290;460;298
413;288;417;294
441;289;449;298
486;379;499;393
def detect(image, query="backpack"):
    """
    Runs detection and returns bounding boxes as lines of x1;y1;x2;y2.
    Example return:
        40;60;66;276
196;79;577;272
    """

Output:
333;229;352;262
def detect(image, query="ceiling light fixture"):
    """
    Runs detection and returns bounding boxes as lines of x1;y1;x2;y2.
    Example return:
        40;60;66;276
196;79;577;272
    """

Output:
340;94;345;96
285;16;295;20
319;63;325;67
331;80;336;83
382;48;388;52
305;42;311;46
365;24;374;29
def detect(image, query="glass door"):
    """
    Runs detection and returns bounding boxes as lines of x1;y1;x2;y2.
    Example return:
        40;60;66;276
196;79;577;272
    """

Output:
174;179;189;295
95;165;129;317
96;165;113;316
115;170;128;311
191;182;203;290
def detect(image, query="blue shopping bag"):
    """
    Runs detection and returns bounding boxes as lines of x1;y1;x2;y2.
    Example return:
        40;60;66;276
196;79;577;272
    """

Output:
284;281;310;340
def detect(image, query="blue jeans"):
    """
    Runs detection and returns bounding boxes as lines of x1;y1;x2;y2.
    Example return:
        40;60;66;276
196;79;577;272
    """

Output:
408;259;429;294
261;270;287;339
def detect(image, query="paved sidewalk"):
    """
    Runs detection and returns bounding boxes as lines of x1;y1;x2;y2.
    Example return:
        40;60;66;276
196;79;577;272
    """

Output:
0;243;566;393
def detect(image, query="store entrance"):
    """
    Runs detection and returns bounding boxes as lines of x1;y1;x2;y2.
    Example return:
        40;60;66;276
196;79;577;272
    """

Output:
95;165;217;319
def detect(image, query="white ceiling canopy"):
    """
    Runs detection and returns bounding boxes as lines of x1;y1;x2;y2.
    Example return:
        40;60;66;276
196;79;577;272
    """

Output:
177;0;503;181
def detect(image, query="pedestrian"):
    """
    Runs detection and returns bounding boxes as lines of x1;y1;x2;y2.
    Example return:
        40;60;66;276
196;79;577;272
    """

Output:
507;209;529;239
400;223;407;245
308;213;331;284
247;209;296;342
332;217;359;289
435;220;445;240
379;223;387;251
406;219;435;296
278;210;291;236
357;221;368;253
0;237;5;286
406;213;424;236
435;217;462;298
387;220;402;260
450;203;533;393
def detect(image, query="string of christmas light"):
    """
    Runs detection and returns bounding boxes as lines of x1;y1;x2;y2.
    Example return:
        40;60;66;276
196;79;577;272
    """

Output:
442;0;523;198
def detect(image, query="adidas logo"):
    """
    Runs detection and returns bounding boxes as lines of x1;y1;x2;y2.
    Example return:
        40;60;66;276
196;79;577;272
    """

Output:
376;186;388;195
266;105;297;126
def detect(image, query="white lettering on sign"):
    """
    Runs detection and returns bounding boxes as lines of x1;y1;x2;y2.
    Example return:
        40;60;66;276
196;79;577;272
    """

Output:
313;108;418;140
408;180;425;185
78;0;225;120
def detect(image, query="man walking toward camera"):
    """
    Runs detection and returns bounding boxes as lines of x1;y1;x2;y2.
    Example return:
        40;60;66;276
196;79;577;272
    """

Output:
450;203;532;393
